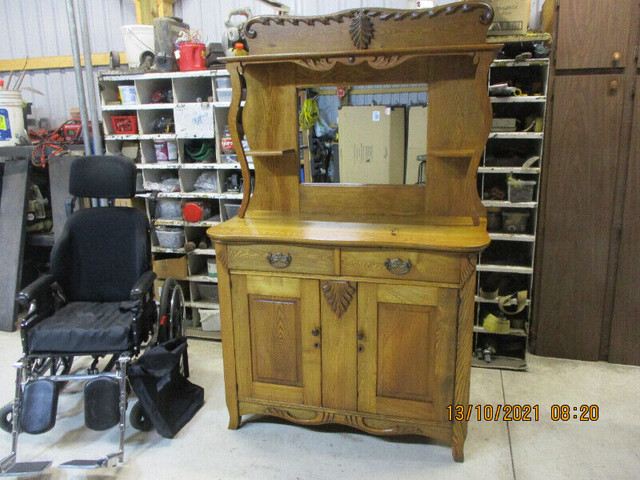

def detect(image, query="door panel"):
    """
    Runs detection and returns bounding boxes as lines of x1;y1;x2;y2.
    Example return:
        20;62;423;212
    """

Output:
610;79;640;365
232;274;321;405
358;283;457;421
320;281;358;410
556;0;635;69
536;75;624;360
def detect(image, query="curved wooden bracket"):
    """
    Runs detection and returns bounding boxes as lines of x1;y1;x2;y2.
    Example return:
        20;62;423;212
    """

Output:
227;65;251;219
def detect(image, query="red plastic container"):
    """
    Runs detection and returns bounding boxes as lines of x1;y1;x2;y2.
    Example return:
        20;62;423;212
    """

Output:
176;42;206;72
111;115;138;134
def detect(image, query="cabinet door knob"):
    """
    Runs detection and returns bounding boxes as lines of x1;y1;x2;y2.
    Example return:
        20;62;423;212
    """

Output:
267;252;292;268
357;332;365;341
609;80;619;91
613;51;622;62
311;328;320;337
385;258;412;275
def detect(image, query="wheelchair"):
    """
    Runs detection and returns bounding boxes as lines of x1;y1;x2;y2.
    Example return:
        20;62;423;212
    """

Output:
0;156;185;476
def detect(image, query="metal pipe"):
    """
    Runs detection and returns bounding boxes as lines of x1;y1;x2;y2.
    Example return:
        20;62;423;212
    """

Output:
77;0;103;155
65;0;91;155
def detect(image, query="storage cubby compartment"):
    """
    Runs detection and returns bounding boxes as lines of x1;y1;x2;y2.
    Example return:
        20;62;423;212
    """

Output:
221;200;241;221
190;281;219;304
491;103;545;133
481;240;532;267
474;332;526;363
218;170;243;194
138;109;174;135
100;80;129;105
153;226;185;248
173;76;213;103
135;78;173;104
180;169;219;193
142;170;180;192
102;111;137;135
105;139;140;160
153;198;182;220
184;226;211;250
485;139;541;168
490;65;547;96
183;139;216;163
214;75;231;90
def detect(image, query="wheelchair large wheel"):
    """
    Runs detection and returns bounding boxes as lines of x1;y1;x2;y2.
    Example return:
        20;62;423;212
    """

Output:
157;278;185;344
0;403;12;433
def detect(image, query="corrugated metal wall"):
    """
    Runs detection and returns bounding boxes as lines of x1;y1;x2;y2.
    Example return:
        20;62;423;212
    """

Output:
0;0;137;127
0;0;544;128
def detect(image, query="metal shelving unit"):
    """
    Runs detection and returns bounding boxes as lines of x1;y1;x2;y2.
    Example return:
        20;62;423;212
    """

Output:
473;46;550;371
98;69;250;340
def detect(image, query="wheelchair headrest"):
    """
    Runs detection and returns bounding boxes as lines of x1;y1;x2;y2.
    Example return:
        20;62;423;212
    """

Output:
69;156;137;199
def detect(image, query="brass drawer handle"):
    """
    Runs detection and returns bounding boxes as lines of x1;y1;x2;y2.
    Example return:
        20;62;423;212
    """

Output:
267;252;292;269
385;258;412;275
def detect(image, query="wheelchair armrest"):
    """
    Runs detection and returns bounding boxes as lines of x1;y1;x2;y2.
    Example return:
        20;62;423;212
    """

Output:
130;270;157;301
17;274;56;311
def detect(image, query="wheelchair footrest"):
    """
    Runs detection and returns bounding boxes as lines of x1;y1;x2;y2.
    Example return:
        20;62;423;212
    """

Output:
59;454;119;469
84;377;120;431
0;461;52;477
21;379;58;434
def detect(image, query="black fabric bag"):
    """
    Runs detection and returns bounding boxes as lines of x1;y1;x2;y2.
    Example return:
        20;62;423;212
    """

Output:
129;337;204;438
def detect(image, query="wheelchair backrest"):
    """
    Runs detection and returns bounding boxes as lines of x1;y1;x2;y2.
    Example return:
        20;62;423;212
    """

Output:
49;156;151;302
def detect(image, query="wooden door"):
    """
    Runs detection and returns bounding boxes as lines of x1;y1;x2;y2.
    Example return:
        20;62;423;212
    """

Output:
357;283;457;422
555;0;636;70
231;274;321;405
609;78;640;365
535;75;625;360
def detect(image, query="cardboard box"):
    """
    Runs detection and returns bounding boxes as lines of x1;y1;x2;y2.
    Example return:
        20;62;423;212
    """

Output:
405;106;428;185
152;255;188;279
338;106;405;184
485;0;530;36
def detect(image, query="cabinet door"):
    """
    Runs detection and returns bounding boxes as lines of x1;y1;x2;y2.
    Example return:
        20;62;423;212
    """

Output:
609;78;640;366
357;283;457;422
535;75;624;360
231;274;321;405
555;0;636;70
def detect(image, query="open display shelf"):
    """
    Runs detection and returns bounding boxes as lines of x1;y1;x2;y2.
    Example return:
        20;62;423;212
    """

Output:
98;69;253;340
474;43;550;371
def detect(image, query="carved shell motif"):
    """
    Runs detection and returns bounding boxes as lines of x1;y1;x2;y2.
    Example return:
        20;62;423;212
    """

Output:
322;281;356;317
349;10;374;49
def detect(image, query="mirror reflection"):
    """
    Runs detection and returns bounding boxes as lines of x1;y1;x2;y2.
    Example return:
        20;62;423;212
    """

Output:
298;85;428;185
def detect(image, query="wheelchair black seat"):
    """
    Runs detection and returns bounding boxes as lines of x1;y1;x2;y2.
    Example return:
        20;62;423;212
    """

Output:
27;302;140;354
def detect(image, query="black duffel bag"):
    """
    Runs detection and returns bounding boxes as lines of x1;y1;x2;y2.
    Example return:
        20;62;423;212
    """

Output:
129;336;204;438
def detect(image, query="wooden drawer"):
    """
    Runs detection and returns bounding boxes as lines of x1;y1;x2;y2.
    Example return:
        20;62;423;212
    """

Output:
227;243;336;275
341;249;461;284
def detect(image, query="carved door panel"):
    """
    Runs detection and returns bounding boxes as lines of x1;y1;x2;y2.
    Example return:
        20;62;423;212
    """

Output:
231;274;321;405
357;283;457;422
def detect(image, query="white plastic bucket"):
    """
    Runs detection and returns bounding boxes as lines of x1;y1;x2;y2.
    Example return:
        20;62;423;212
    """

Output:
120;25;154;68
0;90;25;146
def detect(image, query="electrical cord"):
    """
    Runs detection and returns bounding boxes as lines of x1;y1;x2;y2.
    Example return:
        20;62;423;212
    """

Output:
29;120;83;167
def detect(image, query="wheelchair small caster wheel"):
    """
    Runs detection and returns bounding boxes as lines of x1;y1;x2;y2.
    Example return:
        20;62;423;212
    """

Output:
130;401;153;432
0;403;13;433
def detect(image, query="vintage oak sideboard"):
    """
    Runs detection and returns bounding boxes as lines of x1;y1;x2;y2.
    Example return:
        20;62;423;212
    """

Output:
207;2;498;462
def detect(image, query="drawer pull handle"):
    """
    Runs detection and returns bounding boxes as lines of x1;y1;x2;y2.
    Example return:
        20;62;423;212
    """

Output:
385;258;412;275
267;252;292;268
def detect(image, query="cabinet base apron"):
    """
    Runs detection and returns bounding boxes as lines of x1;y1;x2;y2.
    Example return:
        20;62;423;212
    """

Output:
235;399;464;460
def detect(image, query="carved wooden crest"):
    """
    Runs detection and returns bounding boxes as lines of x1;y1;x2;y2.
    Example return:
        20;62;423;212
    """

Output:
349;10;374;49
322;281;356;317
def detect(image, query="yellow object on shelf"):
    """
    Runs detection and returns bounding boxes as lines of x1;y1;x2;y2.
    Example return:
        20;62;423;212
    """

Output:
483;313;511;334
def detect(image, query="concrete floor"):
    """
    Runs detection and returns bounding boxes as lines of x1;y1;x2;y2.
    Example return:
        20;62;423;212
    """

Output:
0;331;638;480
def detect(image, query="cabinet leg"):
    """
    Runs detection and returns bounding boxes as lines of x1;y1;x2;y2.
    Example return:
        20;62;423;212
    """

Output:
452;442;464;463
228;412;241;430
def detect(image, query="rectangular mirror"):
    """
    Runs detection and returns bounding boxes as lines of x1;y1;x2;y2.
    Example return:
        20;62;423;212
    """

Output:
298;84;428;185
